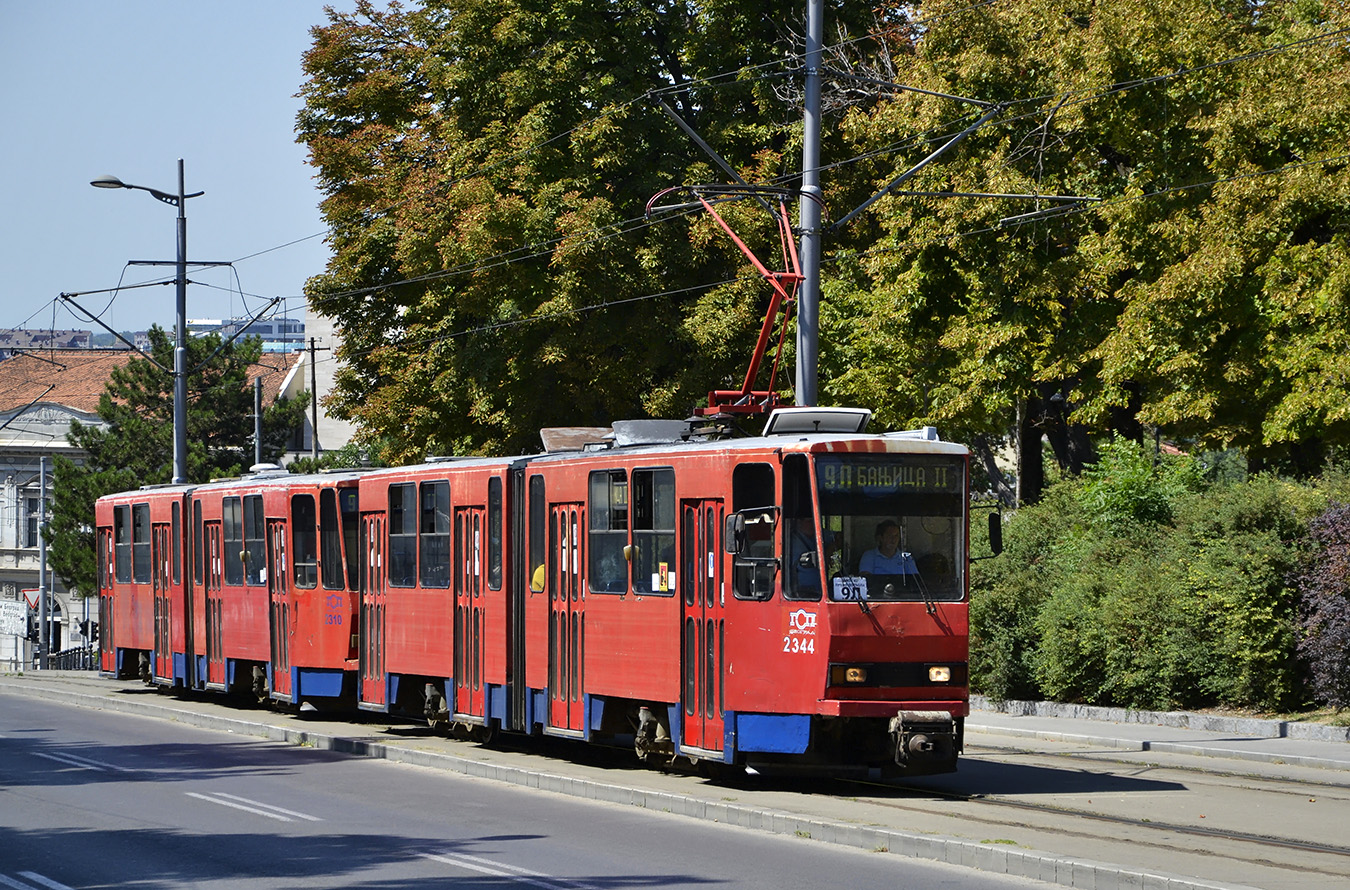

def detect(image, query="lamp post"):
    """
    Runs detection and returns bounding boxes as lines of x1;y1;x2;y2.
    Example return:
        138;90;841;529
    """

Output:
91;160;203;485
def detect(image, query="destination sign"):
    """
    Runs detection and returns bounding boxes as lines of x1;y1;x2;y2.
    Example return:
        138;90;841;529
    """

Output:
816;456;961;495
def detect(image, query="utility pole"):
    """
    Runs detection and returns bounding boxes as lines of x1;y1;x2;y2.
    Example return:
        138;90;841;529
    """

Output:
253;376;263;466
37;455;48;669
308;337;331;463
796;0;824;407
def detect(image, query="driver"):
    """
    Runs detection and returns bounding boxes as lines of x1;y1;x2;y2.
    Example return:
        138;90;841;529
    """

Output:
858;519;917;575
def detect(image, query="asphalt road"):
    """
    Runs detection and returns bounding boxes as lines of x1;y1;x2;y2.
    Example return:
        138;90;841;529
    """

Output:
1;693;1048;890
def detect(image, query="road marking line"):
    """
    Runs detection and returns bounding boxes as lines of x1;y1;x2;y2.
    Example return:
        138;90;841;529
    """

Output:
420;852;600;890
34;751;135;772
0;876;37;890
212;791;323;821
34;753;99;771
185;792;292;822
18;874;76;890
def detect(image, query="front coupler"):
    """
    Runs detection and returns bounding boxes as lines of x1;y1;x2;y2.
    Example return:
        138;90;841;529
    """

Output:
889;709;959;775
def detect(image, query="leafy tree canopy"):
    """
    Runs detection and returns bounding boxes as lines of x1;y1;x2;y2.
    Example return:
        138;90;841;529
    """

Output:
826;0;1350;477
298;0;894;461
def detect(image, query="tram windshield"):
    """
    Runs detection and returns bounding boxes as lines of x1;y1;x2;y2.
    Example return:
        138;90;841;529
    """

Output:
814;453;965;603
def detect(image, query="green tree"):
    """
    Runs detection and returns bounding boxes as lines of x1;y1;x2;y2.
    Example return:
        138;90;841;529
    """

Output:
297;0;892;460
47;329;308;596
825;0;1350;494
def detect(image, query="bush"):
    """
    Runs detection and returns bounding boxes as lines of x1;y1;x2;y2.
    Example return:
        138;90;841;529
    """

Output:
1166;476;1313;711
971;443;1318;712
1294;503;1350;708
969;484;1081;702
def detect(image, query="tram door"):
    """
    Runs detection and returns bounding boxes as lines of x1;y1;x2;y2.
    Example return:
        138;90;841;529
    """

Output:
453;506;487;717
152;522;173;683
681;499;726;754
548;503;585;732
204;521;226;688
267;518;292;699
98;526;115;673
359;514;388;707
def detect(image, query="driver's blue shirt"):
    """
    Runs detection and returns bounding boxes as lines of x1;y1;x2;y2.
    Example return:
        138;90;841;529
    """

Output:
859;548;917;574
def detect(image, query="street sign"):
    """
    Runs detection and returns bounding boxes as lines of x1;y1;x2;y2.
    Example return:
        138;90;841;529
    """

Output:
21;589;39;610
0;601;25;637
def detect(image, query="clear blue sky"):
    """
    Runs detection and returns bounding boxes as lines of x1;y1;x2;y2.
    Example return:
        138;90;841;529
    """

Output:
0;1;356;335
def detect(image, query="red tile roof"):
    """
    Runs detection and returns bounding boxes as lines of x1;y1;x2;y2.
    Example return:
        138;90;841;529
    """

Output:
0;348;302;416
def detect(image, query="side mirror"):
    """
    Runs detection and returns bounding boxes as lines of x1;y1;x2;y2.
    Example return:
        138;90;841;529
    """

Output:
987;511;1004;555
724;513;744;554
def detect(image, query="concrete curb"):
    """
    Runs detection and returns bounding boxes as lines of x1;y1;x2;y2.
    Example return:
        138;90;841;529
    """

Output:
1;678;1260;890
971;696;1350;743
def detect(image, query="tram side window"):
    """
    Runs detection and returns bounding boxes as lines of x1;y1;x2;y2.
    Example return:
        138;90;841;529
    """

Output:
114;505;132;583
320;489;345;589
292;494;318;588
193;500;204;585
172;501;182;585
244;494;265;586
388;483;417;587
632;468;676;595
419;481;450;588
222;497;243;586
131;503;151;584
340;488;360;591
731;462;777;600
588;470;628;593
528;475;545;591
97;530;109;591
488;477;503;590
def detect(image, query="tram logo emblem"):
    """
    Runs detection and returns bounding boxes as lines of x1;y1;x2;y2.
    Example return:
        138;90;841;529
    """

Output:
788;609;817;634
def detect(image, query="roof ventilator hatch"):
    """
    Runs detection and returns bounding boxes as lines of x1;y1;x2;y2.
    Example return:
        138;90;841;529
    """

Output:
762;406;872;435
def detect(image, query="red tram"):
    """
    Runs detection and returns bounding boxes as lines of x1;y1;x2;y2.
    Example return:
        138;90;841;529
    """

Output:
96;407;978;775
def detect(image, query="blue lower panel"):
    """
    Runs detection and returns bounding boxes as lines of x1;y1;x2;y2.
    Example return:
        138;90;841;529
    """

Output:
734;713;811;754
486;683;506;726
296;668;346;698
529;688;547;731
173;652;186;686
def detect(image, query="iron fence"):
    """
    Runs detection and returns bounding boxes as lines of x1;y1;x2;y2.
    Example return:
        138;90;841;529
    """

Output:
48;646;99;671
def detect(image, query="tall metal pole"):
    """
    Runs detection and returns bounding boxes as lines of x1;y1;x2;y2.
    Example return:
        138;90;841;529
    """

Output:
796;0;824;407
254;376;263;467
38;455;48;669
309;337;320;462
173;159;189;485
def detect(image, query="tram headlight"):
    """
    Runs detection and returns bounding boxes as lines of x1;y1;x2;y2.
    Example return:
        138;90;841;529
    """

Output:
928;665;952;683
829;665;868;685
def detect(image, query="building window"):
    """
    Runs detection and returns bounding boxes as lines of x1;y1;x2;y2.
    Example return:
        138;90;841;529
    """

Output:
25;496;41;548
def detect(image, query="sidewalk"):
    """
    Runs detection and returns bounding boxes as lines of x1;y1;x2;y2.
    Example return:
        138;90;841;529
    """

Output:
968;695;1350;773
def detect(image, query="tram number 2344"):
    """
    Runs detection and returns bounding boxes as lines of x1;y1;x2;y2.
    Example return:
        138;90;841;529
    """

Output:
783;635;816;654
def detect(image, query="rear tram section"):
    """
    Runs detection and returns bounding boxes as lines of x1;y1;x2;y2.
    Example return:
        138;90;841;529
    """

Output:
96;407;976;775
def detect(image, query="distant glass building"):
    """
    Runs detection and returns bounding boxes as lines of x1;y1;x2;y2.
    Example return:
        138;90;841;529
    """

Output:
188;316;305;353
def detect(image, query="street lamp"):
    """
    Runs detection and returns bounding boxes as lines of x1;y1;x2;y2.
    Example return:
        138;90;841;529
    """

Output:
91;160;203;485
